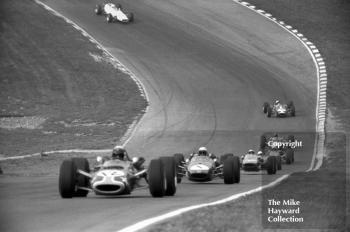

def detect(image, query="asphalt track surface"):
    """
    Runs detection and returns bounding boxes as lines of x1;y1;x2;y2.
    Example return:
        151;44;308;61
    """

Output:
0;0;317;231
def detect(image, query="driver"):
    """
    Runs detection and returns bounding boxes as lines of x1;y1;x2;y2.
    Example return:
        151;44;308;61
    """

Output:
111;145;132;161
241;149;255;160
274;100;281;109
198;147;208;156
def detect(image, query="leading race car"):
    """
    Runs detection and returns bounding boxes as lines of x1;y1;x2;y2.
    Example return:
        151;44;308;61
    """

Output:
95;3;134;23
173;148;240;184
240;150;278;174
263;100;296;117
58;156;176;198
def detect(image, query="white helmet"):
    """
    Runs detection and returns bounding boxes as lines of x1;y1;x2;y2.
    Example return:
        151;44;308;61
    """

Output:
257;151;263;155
275;100;280;104
198;147;208;156
248;149;255;154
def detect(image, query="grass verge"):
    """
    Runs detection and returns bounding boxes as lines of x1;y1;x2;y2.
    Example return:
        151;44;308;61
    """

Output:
0;0;147;158
147;0;349;231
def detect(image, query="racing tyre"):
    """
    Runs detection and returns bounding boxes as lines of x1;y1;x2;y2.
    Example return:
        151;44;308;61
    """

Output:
148;159;165;197
290;105;296;117
95;4;102;15
276;156;282;170
59;159;77;198
263;102;269;113
220;153;233;164
260;135;267;150
223;156;239;184
267;106;272;117
286;148;294;164
160;157;177;196
128;13;134;22
173;153;185;183
266;156;276;175
72;157;90;197
232;156;240;183
106;14;113;23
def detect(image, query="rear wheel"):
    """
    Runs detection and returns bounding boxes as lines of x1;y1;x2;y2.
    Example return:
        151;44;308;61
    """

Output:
263;102;269;113
223;156;240;184
59;159;77;198
290;105;296;117
276;156;282;170
72;158;90;197
260;135;267;150
267;106;272;117
106;14;113;23
94;4;102;15
148;159;165;197
160;157;176;196
128;13;134;22
266;156;276;175
286;148;294;164
173;153;185;183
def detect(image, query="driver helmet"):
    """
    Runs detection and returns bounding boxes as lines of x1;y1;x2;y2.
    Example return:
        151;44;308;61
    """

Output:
248;149;255;155
275;100;280;105
198;147;208;156
112;145;126;160
257;151;263;155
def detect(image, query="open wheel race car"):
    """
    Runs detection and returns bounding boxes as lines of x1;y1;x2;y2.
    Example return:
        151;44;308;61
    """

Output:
263;101;296;117
260;133;295;165
58;156;177;198
95;3;134;23
173;153;240;184
241;152;278;175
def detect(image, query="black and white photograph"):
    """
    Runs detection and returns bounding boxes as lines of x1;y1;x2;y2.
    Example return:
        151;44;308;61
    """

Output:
0;0;348;231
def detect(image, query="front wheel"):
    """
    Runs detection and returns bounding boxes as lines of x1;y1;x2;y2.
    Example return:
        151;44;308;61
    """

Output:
160;157;176;196
59;159;77;198
148;159;165;197
223;156;240;184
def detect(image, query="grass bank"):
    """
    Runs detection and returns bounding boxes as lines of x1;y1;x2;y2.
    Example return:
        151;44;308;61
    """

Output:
0;0;147;158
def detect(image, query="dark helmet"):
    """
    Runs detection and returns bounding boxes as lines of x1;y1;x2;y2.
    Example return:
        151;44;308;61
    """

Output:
112;145;126;160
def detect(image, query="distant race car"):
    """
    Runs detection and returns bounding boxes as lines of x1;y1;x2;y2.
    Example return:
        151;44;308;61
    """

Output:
263;101;295;117
58;156;176;198
241;152;278;174
174;153;240;184
260;133;295;165
94;3;134;23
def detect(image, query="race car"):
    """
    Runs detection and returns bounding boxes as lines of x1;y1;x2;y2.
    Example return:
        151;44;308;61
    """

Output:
174;152;240;184
260;133;295;165
263;101;295;117
94;3;134;23
58;156;176;198
240;152;278;174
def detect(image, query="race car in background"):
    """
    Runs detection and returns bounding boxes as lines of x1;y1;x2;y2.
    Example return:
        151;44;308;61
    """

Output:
263;100;296;117
240;150;278;175
260;133;296;166
95;3;134;23
58;156;176;198
173;152;240;184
